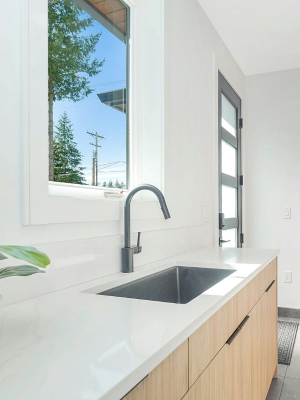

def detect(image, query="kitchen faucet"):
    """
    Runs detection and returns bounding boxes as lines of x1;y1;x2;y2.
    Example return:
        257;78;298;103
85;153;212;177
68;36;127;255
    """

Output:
122;184;171;273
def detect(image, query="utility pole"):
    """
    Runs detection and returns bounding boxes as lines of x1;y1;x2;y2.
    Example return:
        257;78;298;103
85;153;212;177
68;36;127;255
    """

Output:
87;131;105;186
92;152;96;186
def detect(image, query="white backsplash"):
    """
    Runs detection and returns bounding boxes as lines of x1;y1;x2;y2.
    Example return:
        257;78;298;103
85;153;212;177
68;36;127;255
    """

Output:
0;225;209;307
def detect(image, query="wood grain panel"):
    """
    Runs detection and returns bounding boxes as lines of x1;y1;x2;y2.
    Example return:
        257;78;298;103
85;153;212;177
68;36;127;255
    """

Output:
225;316;252;400
209;345;228;400
250;297;263;400
189;276;253;386
122;376;148;400
186;365;210;400
268;279;278;381
248;271;263;309
261;292;269;399
147;339;188;400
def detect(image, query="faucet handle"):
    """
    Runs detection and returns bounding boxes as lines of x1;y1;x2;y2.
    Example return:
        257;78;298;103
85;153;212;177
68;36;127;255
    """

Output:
134;232;142;254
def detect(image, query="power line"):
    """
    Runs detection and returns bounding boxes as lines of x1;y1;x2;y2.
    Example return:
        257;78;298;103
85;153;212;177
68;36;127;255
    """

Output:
89;80;126;88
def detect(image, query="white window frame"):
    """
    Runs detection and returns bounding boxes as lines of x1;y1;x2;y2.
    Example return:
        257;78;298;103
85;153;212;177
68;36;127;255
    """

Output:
21;0;166;225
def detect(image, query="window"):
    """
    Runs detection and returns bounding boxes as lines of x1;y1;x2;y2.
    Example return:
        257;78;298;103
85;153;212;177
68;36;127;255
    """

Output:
218;72;243;248
48;0;130;189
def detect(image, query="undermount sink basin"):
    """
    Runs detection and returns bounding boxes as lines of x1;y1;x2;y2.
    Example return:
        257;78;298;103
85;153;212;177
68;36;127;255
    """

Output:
98;266;235;304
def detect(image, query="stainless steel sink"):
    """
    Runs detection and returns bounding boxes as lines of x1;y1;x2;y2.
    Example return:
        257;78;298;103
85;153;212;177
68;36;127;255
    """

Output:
98;266;235;304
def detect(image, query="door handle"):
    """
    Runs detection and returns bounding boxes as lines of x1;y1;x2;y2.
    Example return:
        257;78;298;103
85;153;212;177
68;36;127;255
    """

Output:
226;316;250;345
266;280;275;292
219;238;231;246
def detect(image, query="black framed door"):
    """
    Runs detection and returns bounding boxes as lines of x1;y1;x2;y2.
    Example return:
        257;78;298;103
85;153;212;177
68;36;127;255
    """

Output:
218;72;243;248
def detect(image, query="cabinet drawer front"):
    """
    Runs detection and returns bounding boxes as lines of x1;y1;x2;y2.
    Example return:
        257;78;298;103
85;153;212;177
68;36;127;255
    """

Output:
189;279;252;386
189;257;277;387
262;258;277;292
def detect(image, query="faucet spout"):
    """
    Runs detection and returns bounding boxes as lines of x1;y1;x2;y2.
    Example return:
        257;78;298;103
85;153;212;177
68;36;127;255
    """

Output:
122;184;171;273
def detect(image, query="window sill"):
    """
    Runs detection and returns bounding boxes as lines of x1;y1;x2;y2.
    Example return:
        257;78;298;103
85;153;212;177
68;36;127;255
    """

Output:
48;181;161;202
49;181;127;201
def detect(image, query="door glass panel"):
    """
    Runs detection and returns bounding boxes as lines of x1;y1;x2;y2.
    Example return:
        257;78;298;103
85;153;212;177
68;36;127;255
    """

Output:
222;94;237;137
222;185;237;218
222;140;237;177
221;229;237;247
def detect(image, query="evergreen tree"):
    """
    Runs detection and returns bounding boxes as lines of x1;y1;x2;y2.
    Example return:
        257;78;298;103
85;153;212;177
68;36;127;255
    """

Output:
48;0;104;180
114;179;126;189
53;112;86;184
102;179;126;189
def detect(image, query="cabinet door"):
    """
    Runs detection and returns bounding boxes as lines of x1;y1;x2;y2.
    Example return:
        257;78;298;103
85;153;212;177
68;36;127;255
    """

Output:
250;291;271;400
226;316;252;400
261;291;270;399
186;365;210;400
267;279;278;381
123;340;188;400
147;339;188;400
250;284;277;400
250;295;263;400
122;377;148;400
209;344;228;400
210;314;252;400
189;278;253;387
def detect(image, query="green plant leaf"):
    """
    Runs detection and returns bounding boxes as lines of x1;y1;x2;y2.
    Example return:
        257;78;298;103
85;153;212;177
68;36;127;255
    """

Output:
0;265;45;280
0;246;50;268
0;252;7;260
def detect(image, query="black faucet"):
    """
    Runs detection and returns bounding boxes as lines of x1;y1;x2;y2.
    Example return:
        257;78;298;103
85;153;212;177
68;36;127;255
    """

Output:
122;184;171;273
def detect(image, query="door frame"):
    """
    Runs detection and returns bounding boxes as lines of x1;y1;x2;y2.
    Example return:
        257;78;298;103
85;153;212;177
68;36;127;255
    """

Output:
218;72;243;247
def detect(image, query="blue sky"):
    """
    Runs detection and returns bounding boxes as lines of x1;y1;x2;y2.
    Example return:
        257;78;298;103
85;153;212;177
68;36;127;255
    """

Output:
53;8;127;186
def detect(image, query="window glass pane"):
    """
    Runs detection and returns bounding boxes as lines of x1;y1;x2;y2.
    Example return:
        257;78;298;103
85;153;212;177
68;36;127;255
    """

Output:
48;0;129;188
222;140;236;177
221;94;236;137
222;185;237;218
221;229;237;248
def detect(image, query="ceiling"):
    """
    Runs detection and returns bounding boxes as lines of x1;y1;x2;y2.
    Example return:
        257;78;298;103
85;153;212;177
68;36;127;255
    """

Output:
197;0;300;76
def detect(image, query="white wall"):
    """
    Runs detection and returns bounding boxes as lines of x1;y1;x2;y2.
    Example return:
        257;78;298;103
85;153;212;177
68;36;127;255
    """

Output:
0;0;245;306
244;67;300;308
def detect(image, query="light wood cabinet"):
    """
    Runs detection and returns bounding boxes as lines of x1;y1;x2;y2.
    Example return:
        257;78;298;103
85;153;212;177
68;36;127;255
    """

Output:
267;275;278;380
209;314;252;400
189;257;277;387
189;267;260;386
188;259;277;400
122;340;188;400
122;377;148;400
183;366;210;400
209;344;227;400
147;339;188;400
228;316;252;400
250;293;263;400
188;284;249;387
125;258;278;400
249;278;277;400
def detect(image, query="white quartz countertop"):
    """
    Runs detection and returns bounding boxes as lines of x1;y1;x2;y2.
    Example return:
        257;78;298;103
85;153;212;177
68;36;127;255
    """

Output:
0;247;279;400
